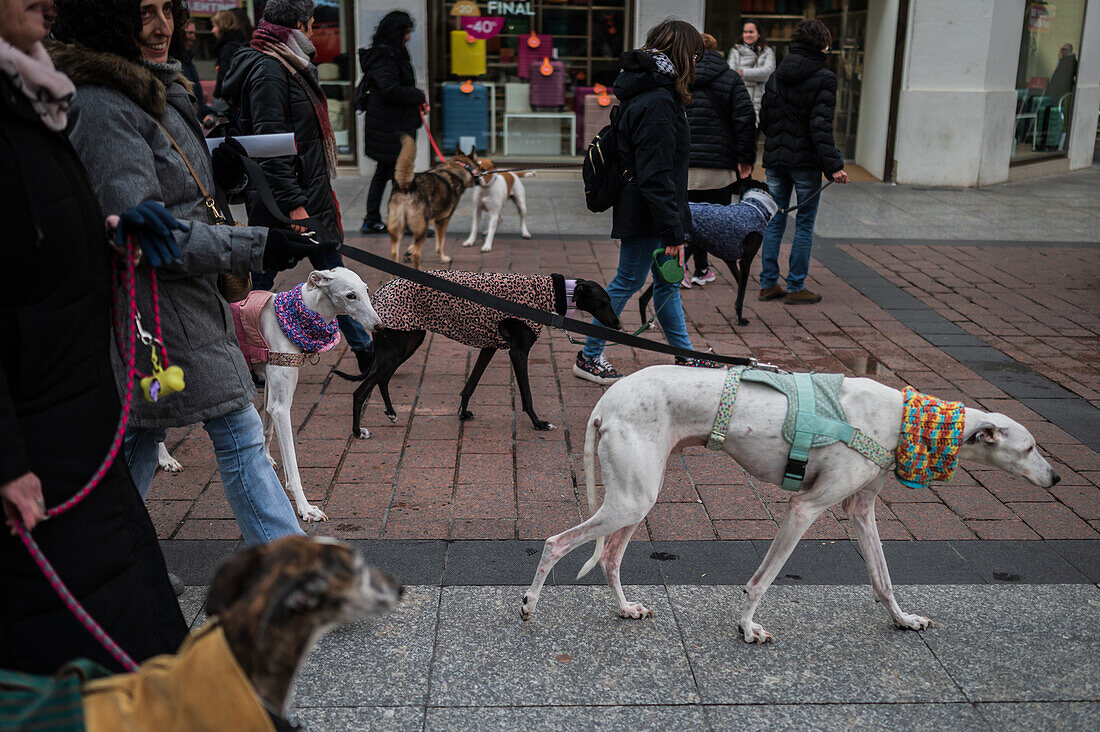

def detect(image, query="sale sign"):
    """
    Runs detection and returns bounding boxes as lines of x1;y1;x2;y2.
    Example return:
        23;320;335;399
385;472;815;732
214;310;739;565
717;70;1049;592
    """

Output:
460;16;505;40
189;0;239;17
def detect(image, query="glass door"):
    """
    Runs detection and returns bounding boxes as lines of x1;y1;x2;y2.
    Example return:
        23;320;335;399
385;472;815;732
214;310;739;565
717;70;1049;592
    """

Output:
311;0;357;163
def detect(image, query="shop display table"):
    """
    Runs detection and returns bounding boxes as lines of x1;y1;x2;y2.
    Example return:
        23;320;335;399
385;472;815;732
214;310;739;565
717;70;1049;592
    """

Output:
503;112;576;157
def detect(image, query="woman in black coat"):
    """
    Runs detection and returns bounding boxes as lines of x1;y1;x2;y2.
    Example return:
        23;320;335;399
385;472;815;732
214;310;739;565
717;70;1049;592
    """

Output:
358;10;426;234
757;19;848;305
573;20;719;385
210;8;247;105
683;34;756;285
0;0;187;674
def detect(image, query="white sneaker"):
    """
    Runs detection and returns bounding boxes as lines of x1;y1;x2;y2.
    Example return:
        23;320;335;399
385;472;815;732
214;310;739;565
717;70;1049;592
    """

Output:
691;268;718;286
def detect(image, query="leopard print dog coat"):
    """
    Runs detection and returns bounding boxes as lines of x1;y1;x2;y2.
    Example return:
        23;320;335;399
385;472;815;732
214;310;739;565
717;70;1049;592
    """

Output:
372;271;570;349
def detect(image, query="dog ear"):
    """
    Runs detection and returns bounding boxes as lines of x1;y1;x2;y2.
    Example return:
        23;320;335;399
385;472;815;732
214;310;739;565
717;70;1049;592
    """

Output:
206;546;267;617
282;574;331;612
965;422;1006;444
307;270;334;289
467;144;477;159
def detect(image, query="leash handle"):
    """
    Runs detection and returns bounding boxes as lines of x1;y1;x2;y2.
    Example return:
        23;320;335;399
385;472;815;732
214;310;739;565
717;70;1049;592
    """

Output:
777;179;833;215
419;106;447;164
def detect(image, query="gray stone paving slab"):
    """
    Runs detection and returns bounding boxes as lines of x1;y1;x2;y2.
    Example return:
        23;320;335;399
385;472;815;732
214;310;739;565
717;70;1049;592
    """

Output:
425;705;707;731
160;539;242;585
1047;540;1100;583
296;706;424;731
976;702;1100;731
651;539;762;585
443;539;664;586
948;540;1089;584
352;539;448;586
751;539;868;584
293;586;440;707
703;703;990;731
669;585;965;704
876;541;986;585
429;585;700;706
175;585;207;628
906;585;1100;701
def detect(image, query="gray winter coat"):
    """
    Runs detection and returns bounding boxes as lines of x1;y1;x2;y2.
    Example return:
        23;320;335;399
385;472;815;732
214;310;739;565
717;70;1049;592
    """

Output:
50;42;268;428
728;43;775;122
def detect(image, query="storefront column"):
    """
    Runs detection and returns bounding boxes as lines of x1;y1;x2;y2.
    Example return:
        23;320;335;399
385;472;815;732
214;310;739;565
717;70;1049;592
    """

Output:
894;0;1023;187
635;0;705;46
854;0;900;181
1067;1;1099;170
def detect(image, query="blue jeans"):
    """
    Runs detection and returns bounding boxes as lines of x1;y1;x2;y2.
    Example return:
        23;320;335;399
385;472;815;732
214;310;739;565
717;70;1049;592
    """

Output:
252;248;372;352
582;236;693;359
124;405;304;546
759;167;824;294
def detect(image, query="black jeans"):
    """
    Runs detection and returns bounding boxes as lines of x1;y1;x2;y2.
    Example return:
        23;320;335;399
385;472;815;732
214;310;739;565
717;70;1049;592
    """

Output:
364;159;397;226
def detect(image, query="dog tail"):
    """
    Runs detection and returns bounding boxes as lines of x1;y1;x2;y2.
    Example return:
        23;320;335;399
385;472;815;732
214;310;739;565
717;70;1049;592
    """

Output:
331;369;370;382
394;134;417;192
576;415;603;580
518;171;536;178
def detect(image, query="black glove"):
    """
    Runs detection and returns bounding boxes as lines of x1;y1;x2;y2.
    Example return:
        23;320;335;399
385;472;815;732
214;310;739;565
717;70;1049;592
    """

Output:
262;228;338;271
114;200;188;267
211;137;248;193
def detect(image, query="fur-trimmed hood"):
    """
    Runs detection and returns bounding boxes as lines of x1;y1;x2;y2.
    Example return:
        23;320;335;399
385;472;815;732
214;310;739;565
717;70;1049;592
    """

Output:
45;40;193;117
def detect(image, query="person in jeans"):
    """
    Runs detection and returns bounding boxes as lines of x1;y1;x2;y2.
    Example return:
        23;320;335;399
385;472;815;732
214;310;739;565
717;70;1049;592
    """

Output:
573;20;719;386
684;32;756;288
51;0;329;545
757;19;848;305
222;0;374;372
358;10;425;235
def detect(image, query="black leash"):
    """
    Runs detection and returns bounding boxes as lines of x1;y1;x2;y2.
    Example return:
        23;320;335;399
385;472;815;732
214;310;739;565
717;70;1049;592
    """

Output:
777;180;834;215
473;163;584;177
233;148;758;367
337;245;758;368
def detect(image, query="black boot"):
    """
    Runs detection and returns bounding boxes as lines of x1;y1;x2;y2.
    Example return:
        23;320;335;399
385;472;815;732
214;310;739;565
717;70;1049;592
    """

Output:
354;346;375;373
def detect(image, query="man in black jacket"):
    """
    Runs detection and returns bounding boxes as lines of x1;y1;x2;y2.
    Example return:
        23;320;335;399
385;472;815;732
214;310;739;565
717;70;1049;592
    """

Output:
757;19;848;306
357;11;425;234
222;0;374;370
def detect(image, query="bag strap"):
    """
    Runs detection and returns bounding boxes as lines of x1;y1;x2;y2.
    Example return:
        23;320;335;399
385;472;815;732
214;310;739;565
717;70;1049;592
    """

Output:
152;118;227;225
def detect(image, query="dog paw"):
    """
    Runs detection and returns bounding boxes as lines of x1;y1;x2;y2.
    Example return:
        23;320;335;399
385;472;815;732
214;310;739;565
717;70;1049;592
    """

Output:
462;239;476;247
521;232;532;240
159;457;184;473
402;250;412;262
356;428;371;439
301;505;329;523
894;613;933;631
268;456;279;471
738;621;774;644
459;409;475;421
533;420;554;431
385;411;398;423
617;602;654;619
439;254;452;264
480;243;492;253
520;593;536;621
737;317;750;326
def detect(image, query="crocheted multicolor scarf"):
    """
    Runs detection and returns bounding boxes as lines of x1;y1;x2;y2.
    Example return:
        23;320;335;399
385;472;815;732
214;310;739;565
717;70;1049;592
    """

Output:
895;386;965;489
273;285;341;353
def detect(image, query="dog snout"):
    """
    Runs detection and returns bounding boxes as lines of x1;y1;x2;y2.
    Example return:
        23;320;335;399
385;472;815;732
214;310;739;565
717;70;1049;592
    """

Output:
1051;473;1061;486
398;585;406;599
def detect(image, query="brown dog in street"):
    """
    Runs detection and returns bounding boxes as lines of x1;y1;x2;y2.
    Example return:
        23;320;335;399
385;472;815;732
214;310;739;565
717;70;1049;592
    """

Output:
387;135;483;270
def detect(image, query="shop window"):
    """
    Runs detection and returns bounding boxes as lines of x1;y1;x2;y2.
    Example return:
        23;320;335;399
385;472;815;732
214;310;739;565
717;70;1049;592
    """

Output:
1012;0;1085;163
431;0;633;160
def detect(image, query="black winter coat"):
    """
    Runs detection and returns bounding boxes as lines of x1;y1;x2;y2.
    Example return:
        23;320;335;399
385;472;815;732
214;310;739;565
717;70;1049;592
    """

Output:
222;47;342;241
212;29;246;102
759;42;844;175
687;50;756;169
360;44;425;164
0;73;187;674
611;50;690;246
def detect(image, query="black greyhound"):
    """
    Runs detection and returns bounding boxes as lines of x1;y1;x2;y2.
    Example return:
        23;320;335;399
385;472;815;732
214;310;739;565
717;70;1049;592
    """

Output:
333;274;621;437
639;177;771;328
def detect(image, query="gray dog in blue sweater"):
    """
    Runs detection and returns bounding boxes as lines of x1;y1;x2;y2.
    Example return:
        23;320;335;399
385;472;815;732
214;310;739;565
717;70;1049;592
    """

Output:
640;177;777;328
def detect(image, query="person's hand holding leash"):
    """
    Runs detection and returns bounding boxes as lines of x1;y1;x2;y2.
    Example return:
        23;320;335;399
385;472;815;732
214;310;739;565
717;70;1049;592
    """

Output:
737;163;753;179
263;228;337;271
288;206;311;234
211;137;248;193
665;243;684;267
109;201;188;267
2;472;45;534
831;169;850;184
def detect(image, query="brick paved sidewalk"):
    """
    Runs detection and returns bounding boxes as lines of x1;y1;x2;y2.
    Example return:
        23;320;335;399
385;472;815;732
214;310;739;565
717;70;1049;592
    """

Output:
147;226;1100;544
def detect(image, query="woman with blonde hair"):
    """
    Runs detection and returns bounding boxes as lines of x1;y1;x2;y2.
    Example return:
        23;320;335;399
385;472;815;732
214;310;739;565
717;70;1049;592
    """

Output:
574;19;719;384
210;7;246;103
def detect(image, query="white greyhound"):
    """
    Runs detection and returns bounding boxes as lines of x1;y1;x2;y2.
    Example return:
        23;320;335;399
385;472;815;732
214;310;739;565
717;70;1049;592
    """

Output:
461;158;533;253
520;365;1061;641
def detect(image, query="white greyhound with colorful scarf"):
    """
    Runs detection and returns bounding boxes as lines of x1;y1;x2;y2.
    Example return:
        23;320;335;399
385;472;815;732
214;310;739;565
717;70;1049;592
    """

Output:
520;365;1061;641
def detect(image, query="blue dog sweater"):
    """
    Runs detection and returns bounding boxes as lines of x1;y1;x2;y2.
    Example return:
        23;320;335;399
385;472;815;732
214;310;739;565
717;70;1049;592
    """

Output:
688;190;778;261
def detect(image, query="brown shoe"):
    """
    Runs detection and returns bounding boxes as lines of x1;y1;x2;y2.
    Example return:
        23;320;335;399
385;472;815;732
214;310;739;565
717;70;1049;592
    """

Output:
758;285;786;301
785;289;823;304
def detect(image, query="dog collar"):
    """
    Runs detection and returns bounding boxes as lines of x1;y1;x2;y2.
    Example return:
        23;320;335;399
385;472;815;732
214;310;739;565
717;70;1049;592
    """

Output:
273;285;341;354
895;386;965;489
565;279;577;320
742;190;778;222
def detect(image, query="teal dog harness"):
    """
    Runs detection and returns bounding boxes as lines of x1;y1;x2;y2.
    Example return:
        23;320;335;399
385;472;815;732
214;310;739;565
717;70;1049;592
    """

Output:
707;368;894;490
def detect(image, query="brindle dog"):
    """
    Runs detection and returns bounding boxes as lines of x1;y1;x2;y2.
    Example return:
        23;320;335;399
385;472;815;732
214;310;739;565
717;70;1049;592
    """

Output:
386;135;483;270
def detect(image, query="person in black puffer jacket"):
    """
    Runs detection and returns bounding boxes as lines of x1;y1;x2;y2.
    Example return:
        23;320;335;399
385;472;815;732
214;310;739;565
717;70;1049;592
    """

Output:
210;9;246;108
683;33;756;285
358;10;426;234
573;20;720;386
757;19;848;305
222;0;374;370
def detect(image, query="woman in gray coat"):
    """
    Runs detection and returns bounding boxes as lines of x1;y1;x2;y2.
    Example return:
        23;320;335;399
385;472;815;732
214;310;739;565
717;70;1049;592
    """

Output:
727;19;775;123
51;0;327;544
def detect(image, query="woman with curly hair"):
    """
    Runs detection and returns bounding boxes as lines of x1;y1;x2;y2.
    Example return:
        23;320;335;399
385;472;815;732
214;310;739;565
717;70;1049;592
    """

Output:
49;0;328;544
209;8;247;104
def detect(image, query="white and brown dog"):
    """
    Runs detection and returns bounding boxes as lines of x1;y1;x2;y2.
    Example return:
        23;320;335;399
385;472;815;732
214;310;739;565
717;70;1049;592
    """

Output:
520;366;1060;641
461;158;533;253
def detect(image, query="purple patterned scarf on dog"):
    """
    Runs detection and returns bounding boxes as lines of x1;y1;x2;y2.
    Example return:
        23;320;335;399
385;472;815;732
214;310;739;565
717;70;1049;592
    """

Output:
273;285;341;353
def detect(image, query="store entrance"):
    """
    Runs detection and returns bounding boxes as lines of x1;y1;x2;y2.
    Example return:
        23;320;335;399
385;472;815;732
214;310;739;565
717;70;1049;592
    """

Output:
428;0;633;162
705;0;867;162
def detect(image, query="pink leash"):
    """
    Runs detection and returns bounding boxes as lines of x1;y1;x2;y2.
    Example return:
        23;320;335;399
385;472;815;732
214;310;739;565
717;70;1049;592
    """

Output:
419;105;447;164
12;238;151;673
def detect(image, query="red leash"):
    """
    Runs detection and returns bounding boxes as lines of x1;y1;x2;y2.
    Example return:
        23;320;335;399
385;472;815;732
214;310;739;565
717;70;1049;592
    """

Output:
12;238;153;673
419;105;447;164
